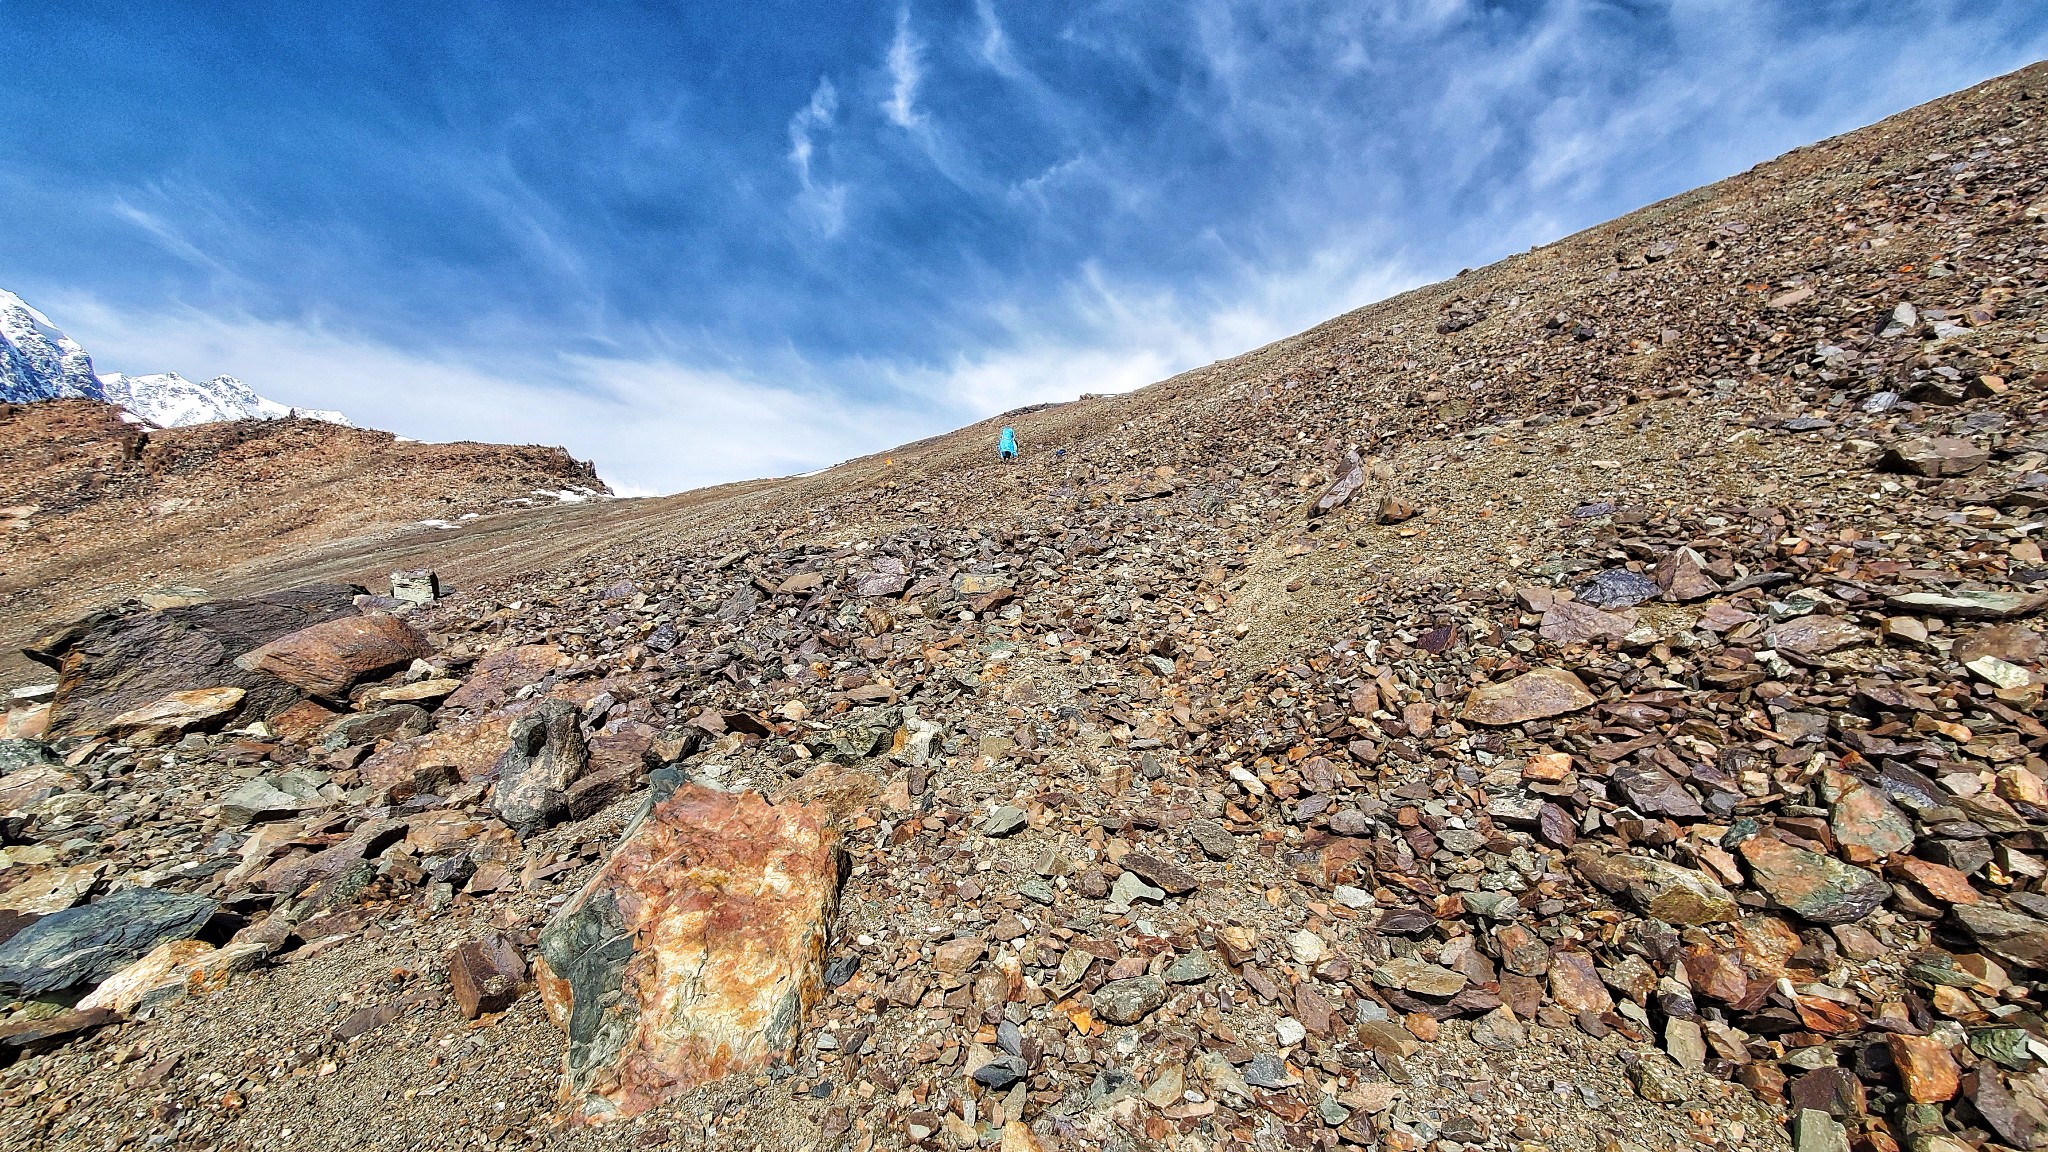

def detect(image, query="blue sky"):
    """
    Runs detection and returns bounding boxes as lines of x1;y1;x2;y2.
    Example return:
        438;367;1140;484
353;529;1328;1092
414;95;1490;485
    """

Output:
4;2;2045;494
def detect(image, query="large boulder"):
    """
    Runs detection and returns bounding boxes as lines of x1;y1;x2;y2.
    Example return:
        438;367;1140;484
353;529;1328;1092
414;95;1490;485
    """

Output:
234;614;431;701
35;584;365;739
534;776;844;1122
492;700;589;838
0;888;217;995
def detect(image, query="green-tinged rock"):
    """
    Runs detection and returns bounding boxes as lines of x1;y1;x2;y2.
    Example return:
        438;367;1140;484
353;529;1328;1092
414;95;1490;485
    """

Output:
1967;1027;2035;1071
0;739;57;776
1794;1109;1850;1152
1569;846;1739;924
1738;834;1891;924
1625;1053;1687;1103
1953;903;2048;969
1092;976;1166;1025
0;888;217;995
1820;769;1916;865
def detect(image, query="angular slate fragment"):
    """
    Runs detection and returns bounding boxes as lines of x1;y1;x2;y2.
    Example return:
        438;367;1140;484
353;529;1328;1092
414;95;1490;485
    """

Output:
1121;853;1197;895
1572;569;1660;610
1737;835;1890;925
1187;819;1237;860
1953;904;2048;970
1609;761;1706;818
1244;1052;1300;1089
972;1054;1027;1089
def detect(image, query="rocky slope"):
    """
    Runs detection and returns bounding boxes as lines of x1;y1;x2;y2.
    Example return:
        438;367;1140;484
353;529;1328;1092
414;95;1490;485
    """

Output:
3;60;2048;1152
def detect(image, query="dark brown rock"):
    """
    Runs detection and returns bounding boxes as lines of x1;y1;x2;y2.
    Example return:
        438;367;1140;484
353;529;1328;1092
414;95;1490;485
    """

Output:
41;584;364;739
1310;450;1366;517
1653;547;1720;601
1953;624;2044;667
449;932;527;1019
1122;853;1198;895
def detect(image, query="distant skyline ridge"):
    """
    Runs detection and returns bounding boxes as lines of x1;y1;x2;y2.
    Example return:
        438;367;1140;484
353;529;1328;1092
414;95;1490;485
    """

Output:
0;288;348;427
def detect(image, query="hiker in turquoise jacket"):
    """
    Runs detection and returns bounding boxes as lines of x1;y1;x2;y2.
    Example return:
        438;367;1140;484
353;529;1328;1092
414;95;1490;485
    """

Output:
998;426;1018;462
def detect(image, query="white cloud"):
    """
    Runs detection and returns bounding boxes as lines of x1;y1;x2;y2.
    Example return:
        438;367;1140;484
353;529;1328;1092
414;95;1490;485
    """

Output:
109;199;237;280
787;77;847;235
877;239;1424;420
974;0;1026;80
883;8;927;129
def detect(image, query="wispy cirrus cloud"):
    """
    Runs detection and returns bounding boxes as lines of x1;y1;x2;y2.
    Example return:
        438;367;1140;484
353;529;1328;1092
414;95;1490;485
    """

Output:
787;77;847;236
882;8;927;130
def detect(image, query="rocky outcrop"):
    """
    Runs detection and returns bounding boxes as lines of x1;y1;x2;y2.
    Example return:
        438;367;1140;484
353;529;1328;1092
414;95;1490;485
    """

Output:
534;777;844;1122
490;700;589;838
35;584;365;739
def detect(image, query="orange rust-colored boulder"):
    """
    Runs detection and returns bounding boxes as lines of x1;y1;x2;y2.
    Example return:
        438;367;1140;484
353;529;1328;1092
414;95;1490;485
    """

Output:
533;779;844;1122
234;615;430;700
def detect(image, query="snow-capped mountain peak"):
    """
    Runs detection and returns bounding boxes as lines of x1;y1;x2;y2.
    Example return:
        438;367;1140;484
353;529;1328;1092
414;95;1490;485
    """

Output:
0;289;105;402
0;287;349;427
96;371;351;429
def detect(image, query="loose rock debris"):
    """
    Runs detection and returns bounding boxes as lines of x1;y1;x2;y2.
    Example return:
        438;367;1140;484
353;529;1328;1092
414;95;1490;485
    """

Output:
7;58;2048;1152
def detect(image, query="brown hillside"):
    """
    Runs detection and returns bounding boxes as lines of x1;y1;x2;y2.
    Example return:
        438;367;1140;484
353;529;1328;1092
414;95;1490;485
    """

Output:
0;400;606;677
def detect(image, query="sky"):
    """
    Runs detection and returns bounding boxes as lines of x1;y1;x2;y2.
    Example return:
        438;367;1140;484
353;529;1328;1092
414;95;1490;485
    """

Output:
3;2;2046;495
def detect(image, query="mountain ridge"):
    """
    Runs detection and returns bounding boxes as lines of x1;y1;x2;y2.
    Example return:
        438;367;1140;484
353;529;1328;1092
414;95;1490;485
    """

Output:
0;287;349;427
